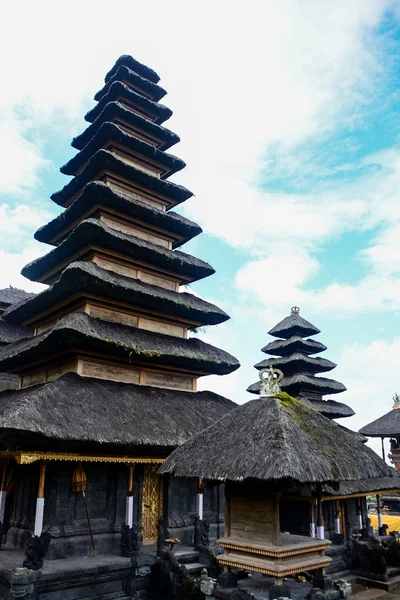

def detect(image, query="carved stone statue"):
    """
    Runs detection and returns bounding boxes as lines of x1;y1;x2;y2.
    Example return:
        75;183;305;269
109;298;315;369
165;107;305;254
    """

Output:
23;532;51;570
121;523;142;557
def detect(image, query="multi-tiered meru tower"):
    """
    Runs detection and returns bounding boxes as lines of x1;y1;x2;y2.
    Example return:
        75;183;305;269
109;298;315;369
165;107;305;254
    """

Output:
0;55;239;582
247;306;352;419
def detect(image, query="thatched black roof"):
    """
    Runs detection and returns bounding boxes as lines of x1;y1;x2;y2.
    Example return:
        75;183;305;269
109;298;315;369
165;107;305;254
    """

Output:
297;395;355;419
262;336;327;356
0;373;19;392
0;287;33;310
359;409;400;438
255;352;336;374
72;102;179;151
95;65;167;103
0;319;32;345
0;372;235;449
322;469;400;496
247;373;346;396
0;312;240;375
35;181;200;248
268;311;320;340
85;81;172;125
5;261;229;328
23;218;214;284
61;122;185;178
160;393;393;484
51;150;192;208
105;55;160;85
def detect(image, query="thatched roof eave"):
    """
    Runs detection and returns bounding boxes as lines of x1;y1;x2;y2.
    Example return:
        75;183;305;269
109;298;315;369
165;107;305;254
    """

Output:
359;409;400;438
61;122;185;177
51;149;192;208
96;65;167;103
4;261;229;328
24;218;214;284
85;81;172;125
0;312;240;375
105;55;160;85
72;102;179;151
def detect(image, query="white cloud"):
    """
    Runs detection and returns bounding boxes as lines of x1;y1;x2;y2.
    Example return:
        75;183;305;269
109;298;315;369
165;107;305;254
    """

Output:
0;244;47;293
335;337;400;459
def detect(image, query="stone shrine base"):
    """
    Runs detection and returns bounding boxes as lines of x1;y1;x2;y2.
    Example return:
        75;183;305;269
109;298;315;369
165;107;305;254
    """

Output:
0;545;156;600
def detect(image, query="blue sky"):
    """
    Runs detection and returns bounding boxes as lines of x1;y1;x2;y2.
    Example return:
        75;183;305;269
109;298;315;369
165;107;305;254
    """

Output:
1;0;400;457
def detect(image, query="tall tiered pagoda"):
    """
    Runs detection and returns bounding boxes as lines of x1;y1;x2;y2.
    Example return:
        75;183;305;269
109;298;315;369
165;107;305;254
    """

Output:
0;55;239;598
247;308;400;543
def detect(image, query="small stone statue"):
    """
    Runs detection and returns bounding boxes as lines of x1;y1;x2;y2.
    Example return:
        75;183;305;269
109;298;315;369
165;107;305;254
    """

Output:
259;366;284;398
23;532;51;570
157;518;165;556
121;523;142;557
200;519;210;546
379;524;389;537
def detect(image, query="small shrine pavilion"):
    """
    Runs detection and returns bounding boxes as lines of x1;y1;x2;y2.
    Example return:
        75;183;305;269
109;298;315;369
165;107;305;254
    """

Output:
246;307;400;542
359;394;400;468
0;55;239;598
160;367;395;597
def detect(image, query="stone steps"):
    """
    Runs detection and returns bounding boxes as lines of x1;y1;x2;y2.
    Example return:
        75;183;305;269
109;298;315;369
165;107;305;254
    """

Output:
174;550;200;564
185;562;206;575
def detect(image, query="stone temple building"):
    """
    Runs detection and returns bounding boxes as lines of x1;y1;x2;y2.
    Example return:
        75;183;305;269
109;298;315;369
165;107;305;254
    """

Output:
0;55;239;599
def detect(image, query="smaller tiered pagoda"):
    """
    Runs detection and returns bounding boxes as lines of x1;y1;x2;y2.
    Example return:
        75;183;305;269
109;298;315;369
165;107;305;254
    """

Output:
360;394;400;468
247;306;352;419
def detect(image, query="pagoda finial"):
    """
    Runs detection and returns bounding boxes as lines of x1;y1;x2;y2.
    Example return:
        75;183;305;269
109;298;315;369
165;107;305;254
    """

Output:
291;306;300;315
393;394;400;409
259;366;284;398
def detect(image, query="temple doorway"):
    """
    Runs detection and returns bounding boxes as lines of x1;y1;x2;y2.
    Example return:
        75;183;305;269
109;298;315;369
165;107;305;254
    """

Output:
142;464;163;542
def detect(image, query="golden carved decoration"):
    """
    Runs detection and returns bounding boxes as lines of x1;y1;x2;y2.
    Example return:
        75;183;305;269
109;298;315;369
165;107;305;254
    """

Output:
0;451;164;466
142;463;163;542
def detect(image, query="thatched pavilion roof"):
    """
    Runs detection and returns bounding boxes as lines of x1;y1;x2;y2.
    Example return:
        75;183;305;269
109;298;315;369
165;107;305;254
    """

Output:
0;372;235;449
359;408;400;438
85;81;172;125
160;393;393;484
51;149;192;208
72;101;179;151
105;55;160;85
61;122;185;177
4;261;229;328
23;218;213;284
95;65;167;103
322;467;400;496
35;181;200;248
0;287;33;310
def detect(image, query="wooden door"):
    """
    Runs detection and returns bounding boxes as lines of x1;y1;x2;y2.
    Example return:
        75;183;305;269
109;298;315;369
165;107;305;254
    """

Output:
142;464;163;542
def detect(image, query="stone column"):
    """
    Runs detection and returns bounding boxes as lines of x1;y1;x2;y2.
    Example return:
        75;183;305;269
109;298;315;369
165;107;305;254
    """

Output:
126;464;135;528
34;462;47;537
